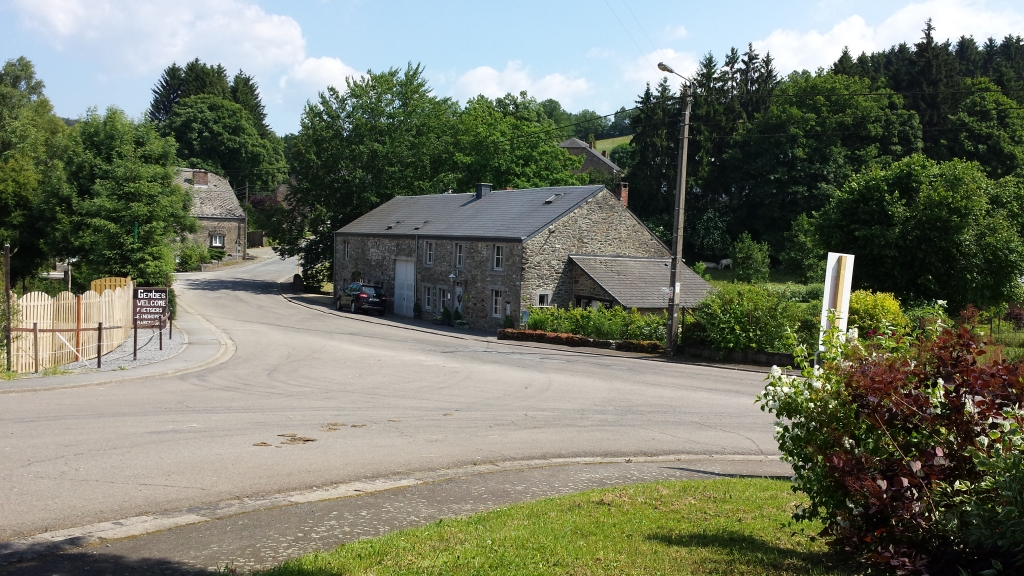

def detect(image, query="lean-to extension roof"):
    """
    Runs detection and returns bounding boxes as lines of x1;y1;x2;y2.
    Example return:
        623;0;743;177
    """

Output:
570;255;713;309
336;185;606;241
174;169;245;219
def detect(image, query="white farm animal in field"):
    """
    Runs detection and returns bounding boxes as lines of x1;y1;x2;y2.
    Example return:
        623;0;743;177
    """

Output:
719;258;733;270
702;261;718;269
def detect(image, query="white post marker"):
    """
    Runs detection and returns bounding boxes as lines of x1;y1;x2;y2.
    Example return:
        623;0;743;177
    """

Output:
819;252;855;351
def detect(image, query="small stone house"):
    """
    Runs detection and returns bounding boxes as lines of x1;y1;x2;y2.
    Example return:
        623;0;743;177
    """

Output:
569;255;712;313
175;169;247;260
334;183;712;331
559;138;621;174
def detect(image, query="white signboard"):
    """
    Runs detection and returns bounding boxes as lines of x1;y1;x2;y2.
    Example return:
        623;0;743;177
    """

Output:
819;252;855;350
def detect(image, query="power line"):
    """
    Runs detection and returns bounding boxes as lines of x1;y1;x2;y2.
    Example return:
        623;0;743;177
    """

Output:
620;0;658;53
601;0;656;73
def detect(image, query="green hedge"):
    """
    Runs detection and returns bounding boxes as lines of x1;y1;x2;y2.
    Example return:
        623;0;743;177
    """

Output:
526;306;666;343
683;283;817;353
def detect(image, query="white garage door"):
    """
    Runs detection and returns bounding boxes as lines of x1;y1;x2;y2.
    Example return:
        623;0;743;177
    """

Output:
394;258;415;317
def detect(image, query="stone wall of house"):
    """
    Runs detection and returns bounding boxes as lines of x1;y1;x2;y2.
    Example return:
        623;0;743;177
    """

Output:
412;238;523;331
521;189;668;310
571;263;615;305
190;218;246;259
333;235;415;307
334;234;522;330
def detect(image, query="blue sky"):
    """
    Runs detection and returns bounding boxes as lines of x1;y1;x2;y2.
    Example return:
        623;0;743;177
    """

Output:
3;0;1024;134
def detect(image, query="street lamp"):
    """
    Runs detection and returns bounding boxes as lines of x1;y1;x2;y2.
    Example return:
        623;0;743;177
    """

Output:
657;62;694;355
448;271;457;324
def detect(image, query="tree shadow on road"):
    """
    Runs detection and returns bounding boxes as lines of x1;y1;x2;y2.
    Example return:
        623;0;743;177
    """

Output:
2;550;213;575
174;277;284;296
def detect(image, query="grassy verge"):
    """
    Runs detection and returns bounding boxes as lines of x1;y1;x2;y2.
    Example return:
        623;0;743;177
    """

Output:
257;478;850;576
594;134;631;156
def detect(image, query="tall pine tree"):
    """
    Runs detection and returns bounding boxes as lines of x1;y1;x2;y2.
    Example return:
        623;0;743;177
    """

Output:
148;63;184;125
626;79;680;218
230;71;270;138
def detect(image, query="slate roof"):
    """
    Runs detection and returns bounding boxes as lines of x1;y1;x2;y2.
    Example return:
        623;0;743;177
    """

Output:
174;169;245;219
559;138;621;173
336;185;606;240
570;255;713;309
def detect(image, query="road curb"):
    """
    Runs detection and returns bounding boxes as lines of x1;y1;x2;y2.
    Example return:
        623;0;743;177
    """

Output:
0;454;787;565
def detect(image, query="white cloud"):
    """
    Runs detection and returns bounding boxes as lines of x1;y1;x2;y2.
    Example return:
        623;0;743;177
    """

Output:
12;0;359;101
623;49;699;85
755;0;1024;73
280;56;361;91
454;61;590;105
14;0;307;75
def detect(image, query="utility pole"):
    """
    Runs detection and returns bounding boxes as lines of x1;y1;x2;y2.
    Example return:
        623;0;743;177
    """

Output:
660;62;694;355
4;243;11;372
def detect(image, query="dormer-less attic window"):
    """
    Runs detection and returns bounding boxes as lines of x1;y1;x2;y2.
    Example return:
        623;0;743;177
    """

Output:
544;193;563;204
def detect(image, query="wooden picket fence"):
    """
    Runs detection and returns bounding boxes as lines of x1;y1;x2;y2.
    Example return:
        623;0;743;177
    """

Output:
9;282;133;373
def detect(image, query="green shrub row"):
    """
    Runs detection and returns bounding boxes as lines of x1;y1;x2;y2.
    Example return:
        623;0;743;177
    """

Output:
525;305;666;343
524;287;942;356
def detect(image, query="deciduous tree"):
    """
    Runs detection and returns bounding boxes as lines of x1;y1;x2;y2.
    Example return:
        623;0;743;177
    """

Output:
69;108;197;285
817;155;1024;310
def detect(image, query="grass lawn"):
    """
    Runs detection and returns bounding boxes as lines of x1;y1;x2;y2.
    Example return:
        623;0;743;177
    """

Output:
594;134;632;157
704;267;808;287
256;478;851;576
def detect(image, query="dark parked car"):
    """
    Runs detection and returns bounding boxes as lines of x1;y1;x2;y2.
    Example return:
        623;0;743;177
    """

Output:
337;283;388;316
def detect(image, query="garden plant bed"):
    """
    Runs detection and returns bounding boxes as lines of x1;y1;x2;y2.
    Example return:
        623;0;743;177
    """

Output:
498;328;663;353
257;478;850;576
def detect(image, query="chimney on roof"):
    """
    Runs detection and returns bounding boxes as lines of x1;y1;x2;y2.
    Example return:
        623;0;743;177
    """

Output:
613;182;629;208
192;170;209;186
475;183;492;200
602;150;607;157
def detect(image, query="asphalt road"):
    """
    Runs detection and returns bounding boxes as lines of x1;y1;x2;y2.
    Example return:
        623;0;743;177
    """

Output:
0;255;777;544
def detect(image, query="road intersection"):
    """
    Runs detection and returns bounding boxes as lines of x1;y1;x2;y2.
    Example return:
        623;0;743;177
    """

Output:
1;255;781;570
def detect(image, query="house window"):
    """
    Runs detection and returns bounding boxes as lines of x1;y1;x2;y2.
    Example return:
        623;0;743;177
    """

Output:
537;291;553;307
439;288;449;309
344;241;350;260
210;235;225;248
491;289;503;318
455;243;464;268
493;245;503;270
425;241;434;265
424;286;433;310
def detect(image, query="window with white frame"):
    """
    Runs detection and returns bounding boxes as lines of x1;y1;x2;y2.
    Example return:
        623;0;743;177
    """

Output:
455;243;464;268
210;234;225;248
439;288;449;310
536;291;553;307
423;286;433;309
493;245;503;270
344;241;350;260
425;241;434;265
491;289;503;317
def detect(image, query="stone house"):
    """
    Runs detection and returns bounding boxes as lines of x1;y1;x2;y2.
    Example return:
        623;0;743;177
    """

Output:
334;183;710;331
174;169;247;260
559;138;621;174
